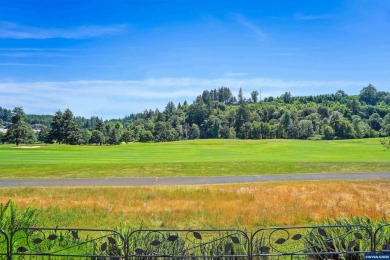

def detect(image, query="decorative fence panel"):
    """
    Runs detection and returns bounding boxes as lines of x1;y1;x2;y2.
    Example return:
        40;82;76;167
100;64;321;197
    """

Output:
251;225;373;259
374;224;390;254
0;229;8;260
127;229;249;259
10;227;126;259
0;225;388;259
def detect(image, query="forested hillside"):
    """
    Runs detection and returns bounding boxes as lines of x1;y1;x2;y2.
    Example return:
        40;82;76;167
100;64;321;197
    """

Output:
1;84;390;144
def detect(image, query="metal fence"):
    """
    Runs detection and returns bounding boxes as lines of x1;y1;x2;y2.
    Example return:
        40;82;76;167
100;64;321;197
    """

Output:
374;224;390;254
127;229;249;259
0;224;389;259
0;229;8;259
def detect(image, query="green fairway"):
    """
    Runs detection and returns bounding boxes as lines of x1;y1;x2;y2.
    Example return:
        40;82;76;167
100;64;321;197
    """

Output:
0;139;389;179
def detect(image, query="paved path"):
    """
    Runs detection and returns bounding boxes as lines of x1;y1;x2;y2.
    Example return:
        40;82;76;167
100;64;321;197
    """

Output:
0;172;389;187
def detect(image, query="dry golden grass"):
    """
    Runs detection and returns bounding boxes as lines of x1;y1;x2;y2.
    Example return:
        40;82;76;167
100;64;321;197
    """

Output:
0;180;389;230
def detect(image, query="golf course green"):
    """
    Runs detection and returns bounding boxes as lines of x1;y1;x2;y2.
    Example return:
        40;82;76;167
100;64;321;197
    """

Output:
0;138;388;179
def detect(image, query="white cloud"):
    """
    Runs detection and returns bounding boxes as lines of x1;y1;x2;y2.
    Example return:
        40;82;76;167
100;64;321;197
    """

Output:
0;77;370;118
0;22;128;39
225;73;249;77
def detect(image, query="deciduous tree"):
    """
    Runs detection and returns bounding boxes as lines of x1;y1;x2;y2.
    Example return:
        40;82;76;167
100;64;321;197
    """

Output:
360;84;378;105
90;130;105;145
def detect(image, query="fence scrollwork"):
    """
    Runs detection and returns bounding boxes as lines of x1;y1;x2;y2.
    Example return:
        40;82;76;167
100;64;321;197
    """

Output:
251;224;373;259
127;229;250;259
374;224;390;254
0;224;389;259
9;227;126;259
0;229;9;259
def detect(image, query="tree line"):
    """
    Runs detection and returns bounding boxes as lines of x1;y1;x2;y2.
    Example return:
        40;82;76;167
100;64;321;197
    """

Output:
1;84;389;145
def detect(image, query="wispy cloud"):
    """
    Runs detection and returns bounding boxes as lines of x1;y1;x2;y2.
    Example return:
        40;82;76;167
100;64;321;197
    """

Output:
293;13;332;21
0;47;78;58
0;52;70;58
0;77;369;118
0;22;128;39
0;63;56;67
232;15;267;41
225;73;249;77
0;48;77;51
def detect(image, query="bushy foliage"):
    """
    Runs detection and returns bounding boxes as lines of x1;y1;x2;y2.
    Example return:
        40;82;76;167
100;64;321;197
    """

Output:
0;200;38;235
3;85;390;144
112;85;389;143
380;137;390;150
304;216;389;259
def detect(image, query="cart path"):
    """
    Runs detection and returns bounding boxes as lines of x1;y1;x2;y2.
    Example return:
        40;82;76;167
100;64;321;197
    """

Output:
0;172;389;187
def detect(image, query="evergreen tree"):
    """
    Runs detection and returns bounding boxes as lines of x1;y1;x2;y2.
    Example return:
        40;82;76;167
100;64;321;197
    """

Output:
95;118;105;132
107;127;121;145
251;91;259;103
4;107;35;145
238;88;244;104
2;85;389;144
47;109;82;145
61;109;82;145
47;111;63;143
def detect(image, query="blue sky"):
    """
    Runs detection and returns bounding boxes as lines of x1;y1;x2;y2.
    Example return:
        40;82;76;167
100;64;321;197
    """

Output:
0;0;389;118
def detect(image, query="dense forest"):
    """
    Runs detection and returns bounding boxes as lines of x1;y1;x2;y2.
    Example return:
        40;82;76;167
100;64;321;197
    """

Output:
1;84;390;145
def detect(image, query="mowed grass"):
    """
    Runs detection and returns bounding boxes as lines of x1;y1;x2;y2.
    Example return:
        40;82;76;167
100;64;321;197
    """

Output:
0;138;389;178
0;180;388;229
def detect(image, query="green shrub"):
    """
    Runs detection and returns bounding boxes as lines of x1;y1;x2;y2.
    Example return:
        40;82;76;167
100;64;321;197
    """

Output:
0;200;38;235
303;216;389;259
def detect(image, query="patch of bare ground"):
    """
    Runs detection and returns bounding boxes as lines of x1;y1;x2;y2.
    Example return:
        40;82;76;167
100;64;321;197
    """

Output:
10;146;41;149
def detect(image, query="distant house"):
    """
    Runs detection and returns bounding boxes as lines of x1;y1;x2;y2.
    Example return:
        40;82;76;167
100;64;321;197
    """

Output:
31;124;43;133
31;124;43;130
2;121;11;128
0;122;42;133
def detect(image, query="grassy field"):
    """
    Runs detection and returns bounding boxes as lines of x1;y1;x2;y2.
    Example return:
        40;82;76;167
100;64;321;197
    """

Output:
0;180;388;229
1;139;388;230
0;138;389;178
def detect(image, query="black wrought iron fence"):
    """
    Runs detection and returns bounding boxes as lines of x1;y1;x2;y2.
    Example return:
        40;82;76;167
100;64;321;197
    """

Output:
127;229;249;259
0;229;8;259
251;224;373;259
0;225;389;259
9;228;126;259
374;224;390;254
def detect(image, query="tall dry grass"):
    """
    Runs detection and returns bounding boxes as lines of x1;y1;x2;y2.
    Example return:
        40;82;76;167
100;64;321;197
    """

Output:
0;180;388;229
